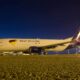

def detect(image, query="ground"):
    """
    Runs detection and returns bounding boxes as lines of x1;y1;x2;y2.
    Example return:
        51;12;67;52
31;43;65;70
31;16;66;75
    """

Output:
0;54;80;80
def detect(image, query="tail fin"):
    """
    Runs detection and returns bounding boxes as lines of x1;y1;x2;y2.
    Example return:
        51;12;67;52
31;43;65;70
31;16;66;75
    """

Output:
66;27;80;49
72;27;80;45
72;27;80;42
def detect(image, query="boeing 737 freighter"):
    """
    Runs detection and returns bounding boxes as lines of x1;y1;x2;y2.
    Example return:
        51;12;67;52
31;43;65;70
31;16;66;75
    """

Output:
0;30;80;55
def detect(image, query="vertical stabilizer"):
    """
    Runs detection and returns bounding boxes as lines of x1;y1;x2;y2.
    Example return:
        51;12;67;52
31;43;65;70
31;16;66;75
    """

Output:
66;27;80;49
72;28;80;45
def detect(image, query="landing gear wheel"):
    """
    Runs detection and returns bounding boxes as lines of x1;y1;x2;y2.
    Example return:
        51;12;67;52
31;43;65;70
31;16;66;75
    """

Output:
28;47;32;55
40;49;47;55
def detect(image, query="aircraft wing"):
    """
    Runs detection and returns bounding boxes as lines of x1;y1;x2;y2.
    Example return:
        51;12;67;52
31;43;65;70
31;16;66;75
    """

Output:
40;37;72;50
41;41;70;49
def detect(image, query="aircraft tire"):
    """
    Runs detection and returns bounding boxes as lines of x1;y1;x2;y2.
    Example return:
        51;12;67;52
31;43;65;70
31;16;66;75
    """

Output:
28;47;32;54
39;49;47;55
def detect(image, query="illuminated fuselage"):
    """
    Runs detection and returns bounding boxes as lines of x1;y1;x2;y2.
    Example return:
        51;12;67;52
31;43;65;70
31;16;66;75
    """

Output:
0;38;72;52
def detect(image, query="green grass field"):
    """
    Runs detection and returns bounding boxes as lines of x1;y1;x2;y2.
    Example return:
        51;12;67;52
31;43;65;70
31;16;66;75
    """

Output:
0;54;80;80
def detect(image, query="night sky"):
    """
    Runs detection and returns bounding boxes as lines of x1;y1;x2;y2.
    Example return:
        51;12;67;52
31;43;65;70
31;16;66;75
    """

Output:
0;0;80;39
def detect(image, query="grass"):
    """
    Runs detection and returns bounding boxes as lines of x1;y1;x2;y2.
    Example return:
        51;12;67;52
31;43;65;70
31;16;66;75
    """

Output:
0;54;80;80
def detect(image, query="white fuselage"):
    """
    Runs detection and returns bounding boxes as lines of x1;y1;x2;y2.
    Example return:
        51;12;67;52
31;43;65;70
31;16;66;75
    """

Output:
0;38;72;52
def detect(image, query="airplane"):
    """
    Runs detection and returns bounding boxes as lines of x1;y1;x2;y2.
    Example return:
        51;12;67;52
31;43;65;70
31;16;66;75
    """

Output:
0;30;80;55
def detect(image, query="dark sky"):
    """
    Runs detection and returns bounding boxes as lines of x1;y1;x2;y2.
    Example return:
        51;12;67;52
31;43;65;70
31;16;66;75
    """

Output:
0;0;80;39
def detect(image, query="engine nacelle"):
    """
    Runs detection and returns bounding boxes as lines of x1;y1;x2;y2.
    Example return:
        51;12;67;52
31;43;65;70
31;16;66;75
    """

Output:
28;46;46;55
